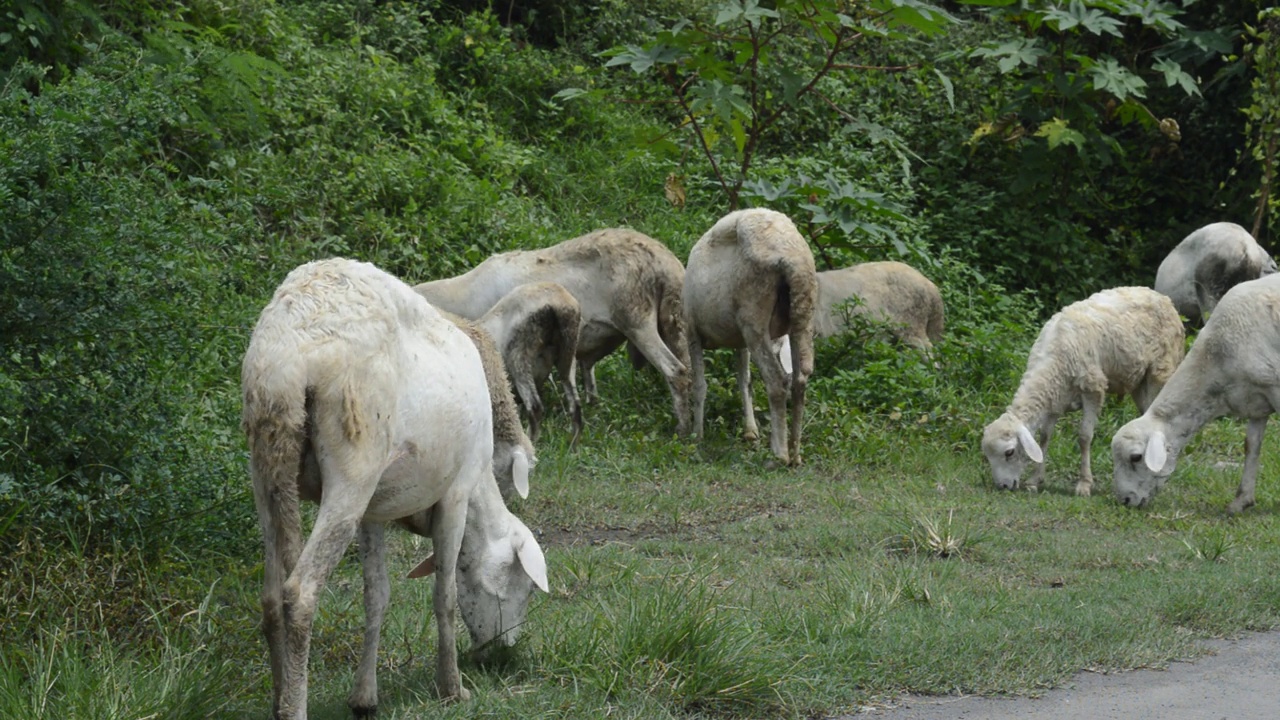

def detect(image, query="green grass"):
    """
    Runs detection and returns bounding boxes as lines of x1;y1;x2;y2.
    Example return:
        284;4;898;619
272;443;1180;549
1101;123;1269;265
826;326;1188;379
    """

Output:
6;355;1280;719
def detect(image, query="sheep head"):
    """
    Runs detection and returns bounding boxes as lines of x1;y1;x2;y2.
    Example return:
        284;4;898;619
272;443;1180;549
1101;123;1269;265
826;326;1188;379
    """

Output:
981;412;1044;491
1111;418;1172;508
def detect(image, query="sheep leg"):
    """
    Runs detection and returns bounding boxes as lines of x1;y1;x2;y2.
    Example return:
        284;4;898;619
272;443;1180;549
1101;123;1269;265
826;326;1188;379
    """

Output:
348;522;389;717
1026;416;1057;492
747;331;791;465
1229;417;1267;514
1075;392;1103;497
430;485;473;701
689;333;707;438
254;497;299;720
627;322;692;436
559;357;583;449
278;487;372;719
736;348;760;442
573;359;600;405
250;424;306;720
786;333;809;467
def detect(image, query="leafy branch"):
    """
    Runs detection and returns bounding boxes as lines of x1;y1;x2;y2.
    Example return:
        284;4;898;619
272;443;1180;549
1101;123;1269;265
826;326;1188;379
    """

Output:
602;0;956;210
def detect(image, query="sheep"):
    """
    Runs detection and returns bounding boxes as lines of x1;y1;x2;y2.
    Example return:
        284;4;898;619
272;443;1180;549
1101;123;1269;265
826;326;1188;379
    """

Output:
413;229;692;435
981;287;1184;497
1112;273;1280;512
1153;221;1277;322
814;261;944;351
684;208;818;466
241;258;549;718
443;313;539;501
461;282;583;448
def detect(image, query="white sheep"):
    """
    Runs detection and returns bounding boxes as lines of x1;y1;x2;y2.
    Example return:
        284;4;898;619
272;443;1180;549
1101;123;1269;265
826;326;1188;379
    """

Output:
242;258;549;718
414;229;692;435
1112;273;1280;512
464;282;582;448
815;261;944;351
684;208;818;466
981;287;1184;496
1154;221;1277;322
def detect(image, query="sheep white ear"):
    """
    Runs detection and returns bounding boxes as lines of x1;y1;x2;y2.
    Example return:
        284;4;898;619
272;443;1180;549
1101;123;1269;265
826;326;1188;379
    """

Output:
513;449;530;499
513;521;548;592
407;554;436;579
1016;422;1044;464
1144;431;1167;473
777;335;793;375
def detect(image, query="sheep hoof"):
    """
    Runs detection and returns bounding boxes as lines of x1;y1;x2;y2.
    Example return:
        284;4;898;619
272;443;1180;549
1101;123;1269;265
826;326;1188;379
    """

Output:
742;430;759;443
442;686;471;703
351;703;377;718
1227;497;1255;514
1074;483;1092;497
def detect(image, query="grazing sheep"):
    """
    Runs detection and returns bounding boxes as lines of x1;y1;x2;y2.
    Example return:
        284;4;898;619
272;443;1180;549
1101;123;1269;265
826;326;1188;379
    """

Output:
1154;221;1277;322
445;314;538;501
242;258;548;718
468;282;583;448
684;208;818;466
981;287;1184;497
815;261;944;351
414;229;692;435
1112;273;1280;512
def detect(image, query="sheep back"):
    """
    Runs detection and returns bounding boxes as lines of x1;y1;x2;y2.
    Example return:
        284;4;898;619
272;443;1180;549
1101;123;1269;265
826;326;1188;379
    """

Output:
1148;272;1280;422
1009;286;1184;420
815;261;944;348
685;208;818;364
1154;222;1276;320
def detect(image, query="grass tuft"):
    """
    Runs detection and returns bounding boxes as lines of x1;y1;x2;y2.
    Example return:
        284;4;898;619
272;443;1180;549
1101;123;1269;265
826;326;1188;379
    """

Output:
542;569;788;715
890;508;983;559
1182;525;1239;562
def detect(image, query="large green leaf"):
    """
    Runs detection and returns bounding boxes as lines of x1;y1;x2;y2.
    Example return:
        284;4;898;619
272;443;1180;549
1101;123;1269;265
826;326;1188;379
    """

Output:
971;38;1049;73
604;43;686;73
1043;1;1124;38
870;0;960;37
715;0;779;28
1034;117;1086;151
1088;56;1148;100
1152;57;1200;96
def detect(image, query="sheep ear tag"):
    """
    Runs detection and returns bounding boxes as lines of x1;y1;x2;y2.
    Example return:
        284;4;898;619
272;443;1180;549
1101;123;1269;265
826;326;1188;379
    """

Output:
1015;422;1044;464
513;449;530;499
777;336;793;375
1145;431;1167;473
407;554;436;579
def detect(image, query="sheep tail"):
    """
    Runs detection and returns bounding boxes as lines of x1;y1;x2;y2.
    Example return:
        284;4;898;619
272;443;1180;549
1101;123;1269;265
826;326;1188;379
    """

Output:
927;293;945;345
656;270;690;371
242;345;307;573
780;255;817;379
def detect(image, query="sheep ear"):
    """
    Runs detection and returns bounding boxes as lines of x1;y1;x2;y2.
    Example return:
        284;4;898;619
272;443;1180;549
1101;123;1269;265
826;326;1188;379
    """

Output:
513;521;549;592
407;554;436;579
1016;422;1044;464
513;449;530;499
1144;431;1167;473
777;335;793;375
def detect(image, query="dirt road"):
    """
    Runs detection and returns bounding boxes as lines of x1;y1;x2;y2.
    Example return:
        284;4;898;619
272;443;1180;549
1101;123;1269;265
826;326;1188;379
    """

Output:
850;631;1280;719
